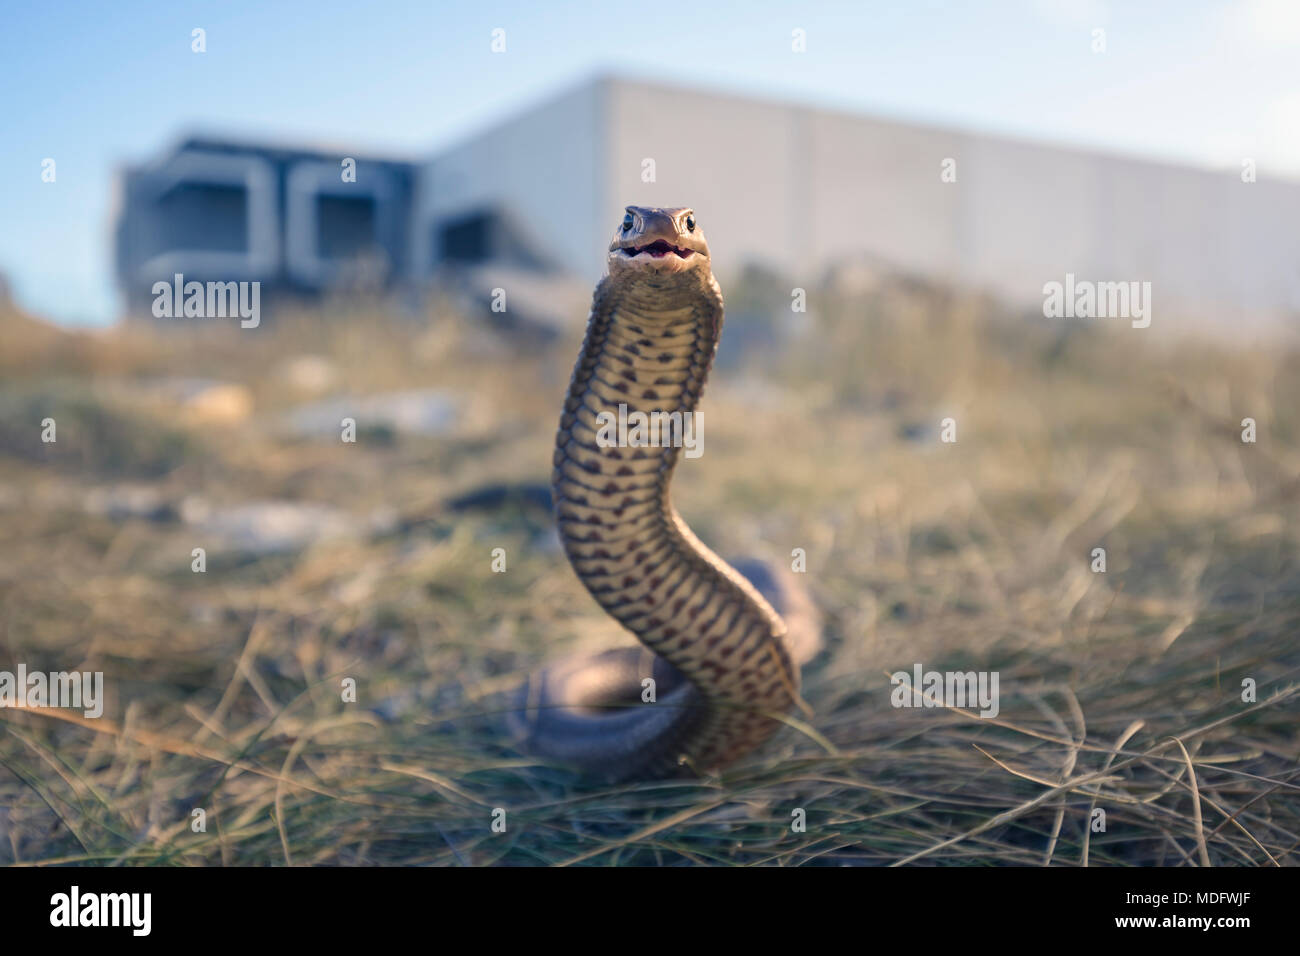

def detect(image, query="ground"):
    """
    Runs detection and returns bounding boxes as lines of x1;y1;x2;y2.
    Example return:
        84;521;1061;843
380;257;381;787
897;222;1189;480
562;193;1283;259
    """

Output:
0;276;1297;866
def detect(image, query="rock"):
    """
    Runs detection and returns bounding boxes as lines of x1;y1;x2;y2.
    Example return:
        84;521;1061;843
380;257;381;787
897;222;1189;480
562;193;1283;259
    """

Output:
83;484;178;522
105;377;253;424
279;355;338;395
180;498;395;555
183;383;253;424
284;389;461;440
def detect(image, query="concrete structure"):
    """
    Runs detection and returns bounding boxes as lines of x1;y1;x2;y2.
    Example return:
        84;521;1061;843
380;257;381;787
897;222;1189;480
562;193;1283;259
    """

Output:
421;76;1300;330
117;76;1300;330
114;136;419;311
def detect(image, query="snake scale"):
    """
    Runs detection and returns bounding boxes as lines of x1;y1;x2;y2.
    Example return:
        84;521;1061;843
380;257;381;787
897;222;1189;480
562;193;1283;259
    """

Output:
509;206;817;781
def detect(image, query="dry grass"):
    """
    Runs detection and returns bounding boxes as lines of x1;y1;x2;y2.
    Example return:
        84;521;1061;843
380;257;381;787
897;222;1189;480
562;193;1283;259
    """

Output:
1;277;1297;866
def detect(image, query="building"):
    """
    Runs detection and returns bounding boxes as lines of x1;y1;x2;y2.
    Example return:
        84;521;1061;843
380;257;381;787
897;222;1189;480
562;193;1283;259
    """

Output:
114;136;420;312
116;75;1300;331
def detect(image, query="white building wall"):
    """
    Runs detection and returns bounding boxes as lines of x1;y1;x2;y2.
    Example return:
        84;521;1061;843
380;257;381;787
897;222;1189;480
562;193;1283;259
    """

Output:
415;80;609;282
425;76;1300;332
803;110;966;281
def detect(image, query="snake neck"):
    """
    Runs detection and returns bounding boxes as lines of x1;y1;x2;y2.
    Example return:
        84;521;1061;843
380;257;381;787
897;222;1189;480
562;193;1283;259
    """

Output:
551;269;802;772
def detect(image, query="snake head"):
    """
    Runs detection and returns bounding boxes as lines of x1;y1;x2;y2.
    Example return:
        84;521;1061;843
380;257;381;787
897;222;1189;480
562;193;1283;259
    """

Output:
608;206;710;277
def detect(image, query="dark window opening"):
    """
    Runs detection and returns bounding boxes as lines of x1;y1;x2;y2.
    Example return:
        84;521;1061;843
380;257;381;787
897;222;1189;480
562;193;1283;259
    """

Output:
317;195;378;259
438;212;493;263
156;182;247;253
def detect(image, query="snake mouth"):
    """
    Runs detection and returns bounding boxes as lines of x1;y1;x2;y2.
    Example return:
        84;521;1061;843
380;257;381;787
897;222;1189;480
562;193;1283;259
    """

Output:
621;239;695;260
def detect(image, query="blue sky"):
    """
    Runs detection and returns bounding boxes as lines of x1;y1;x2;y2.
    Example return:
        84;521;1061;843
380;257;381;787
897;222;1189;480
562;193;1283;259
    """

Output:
3;0;1299;325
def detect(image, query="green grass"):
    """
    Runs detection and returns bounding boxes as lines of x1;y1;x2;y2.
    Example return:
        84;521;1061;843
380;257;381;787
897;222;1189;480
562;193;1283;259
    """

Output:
1;279;1298;866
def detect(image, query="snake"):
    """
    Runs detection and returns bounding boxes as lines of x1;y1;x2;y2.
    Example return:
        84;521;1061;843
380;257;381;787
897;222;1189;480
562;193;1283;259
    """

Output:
508;205;819;781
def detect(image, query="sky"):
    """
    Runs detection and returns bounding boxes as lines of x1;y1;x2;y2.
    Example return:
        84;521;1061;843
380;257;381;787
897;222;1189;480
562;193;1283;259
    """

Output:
2;0;1299;325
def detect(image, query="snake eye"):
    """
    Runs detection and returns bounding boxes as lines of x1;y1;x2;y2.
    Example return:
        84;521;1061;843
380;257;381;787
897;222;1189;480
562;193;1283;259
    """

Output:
621;213;634;232
685;215;696;232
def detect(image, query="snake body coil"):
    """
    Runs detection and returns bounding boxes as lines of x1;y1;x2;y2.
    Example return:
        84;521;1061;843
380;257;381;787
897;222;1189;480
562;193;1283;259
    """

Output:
510;206;810;780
